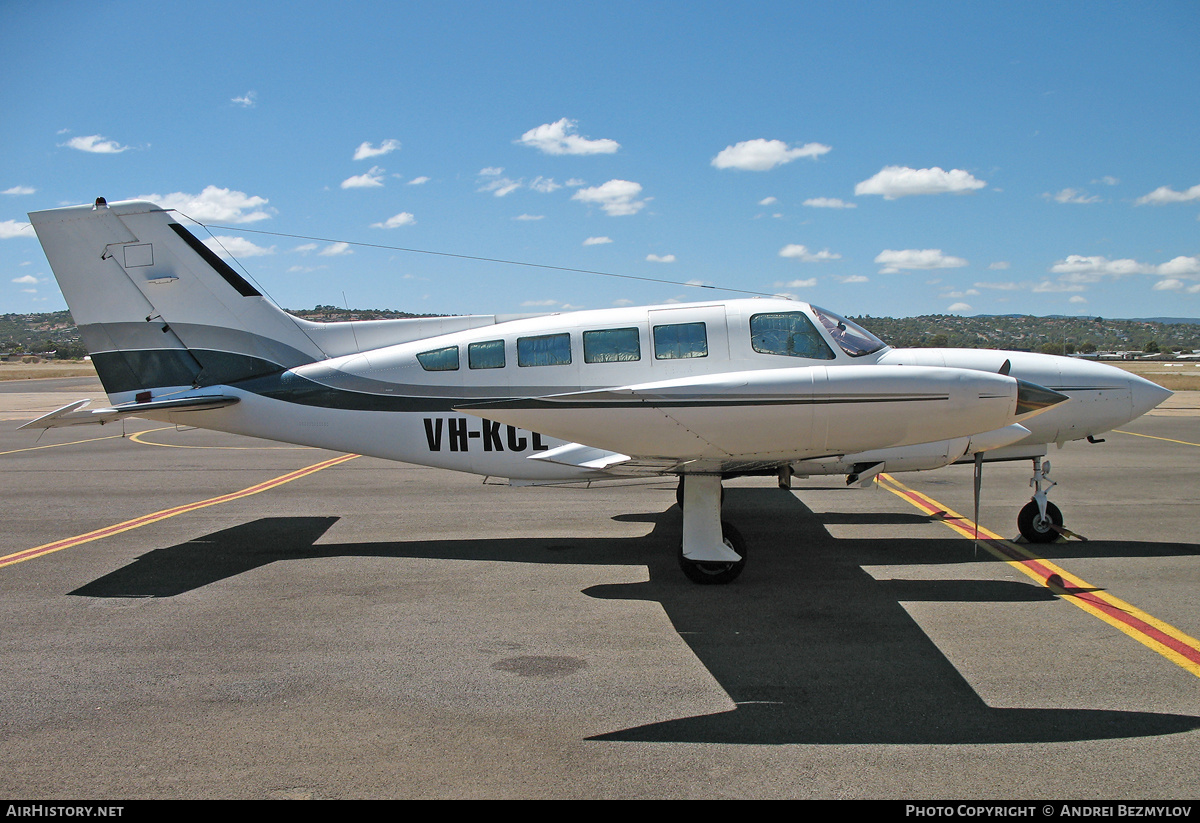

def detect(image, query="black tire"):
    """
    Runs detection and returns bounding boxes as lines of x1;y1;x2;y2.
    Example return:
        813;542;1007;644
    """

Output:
679;521;747;584
1017;501;1063;543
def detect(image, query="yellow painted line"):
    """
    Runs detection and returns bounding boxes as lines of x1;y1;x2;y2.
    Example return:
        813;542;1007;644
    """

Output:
878;472;1200;678
0;427;172;456
1113;429;1200;448
128;428;311;449
1;453;360;569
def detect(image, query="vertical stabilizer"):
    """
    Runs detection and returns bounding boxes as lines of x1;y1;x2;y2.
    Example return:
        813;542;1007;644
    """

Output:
28;199;328;402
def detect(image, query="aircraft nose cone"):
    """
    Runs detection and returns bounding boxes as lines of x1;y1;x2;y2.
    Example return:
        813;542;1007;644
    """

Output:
1015;379;1070;415
1129;374;1173;419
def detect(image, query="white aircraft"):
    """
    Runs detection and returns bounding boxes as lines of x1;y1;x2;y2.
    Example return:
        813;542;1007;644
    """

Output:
23;199;1172;583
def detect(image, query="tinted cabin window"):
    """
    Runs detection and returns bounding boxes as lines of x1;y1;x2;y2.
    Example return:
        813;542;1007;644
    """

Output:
468;339;505;369
653;322;708;359
583;327;641;363
810;305;887;357
416;345;460;371
517;333;572;367
750;312;835;360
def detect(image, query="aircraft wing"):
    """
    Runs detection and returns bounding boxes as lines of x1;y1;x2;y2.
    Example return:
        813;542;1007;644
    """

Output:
457;364;1058;469
19;395;240;430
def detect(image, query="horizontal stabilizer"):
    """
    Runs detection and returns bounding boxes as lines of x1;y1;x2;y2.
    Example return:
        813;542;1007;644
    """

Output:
19;395;239;430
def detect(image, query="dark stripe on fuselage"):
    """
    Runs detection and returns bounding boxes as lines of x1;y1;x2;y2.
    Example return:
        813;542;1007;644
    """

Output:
459;395;952;410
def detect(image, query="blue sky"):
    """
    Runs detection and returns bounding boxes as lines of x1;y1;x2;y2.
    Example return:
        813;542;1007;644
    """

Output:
3;1;1199;321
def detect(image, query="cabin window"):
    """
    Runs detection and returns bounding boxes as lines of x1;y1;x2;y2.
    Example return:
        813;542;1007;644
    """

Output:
416;345;460;371
583;327;641;363
517;332;572;367
653;322;708;359
750;312;835;360
468;339;506;369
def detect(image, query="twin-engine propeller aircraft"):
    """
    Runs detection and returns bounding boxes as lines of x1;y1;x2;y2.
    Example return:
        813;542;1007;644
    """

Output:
24;199;1172;583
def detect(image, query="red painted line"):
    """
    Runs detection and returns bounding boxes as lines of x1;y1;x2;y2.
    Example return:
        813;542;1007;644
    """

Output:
878;473;1200;675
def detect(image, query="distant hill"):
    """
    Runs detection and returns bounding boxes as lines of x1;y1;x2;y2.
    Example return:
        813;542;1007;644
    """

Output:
2;307;1197;358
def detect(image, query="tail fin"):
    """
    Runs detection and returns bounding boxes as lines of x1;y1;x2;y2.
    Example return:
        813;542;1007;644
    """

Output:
28;199;328;402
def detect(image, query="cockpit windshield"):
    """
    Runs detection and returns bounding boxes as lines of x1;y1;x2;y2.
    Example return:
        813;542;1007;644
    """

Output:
810;305;888;357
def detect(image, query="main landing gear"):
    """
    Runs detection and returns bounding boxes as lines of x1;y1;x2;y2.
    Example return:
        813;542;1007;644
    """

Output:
676;475;746;585
1017;456;1066;543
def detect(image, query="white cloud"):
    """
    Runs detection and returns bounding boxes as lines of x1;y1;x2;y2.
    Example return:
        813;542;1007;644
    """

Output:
974;280;1023;290
477;170;522;197
774;278;817;288
231;91;256;108
1032;280;1088;293
407;176;430;185
354;139;401;161
11;274;38;284
1039;253;1200;295
583;236;612;245
137;186;273;223
293;243;319;253
571;179;647;216
371;212;416;229
855;166;986;199
875;248;968;273
779;244;841;262
521;299;559;307
711;138;831;171
803;197;856;209
1069;295;1089;303
0;219;33;238
1153;279;1185;291
940;289;980;298
646;254;676;263
3;186;34;196
988;261;1010;270
759;196;778;206
203;236;275;258
1157;255;1200;277
1094;176;1120;186
529;176;561;193
836;275;870;284
1049;255;1153;277
341;166;386;188
1135;183;1200;205
514;214;544;221
319;242;353;257
1045;188;1102;204
62;134;131;154
517;119;619;155
947;303;972;313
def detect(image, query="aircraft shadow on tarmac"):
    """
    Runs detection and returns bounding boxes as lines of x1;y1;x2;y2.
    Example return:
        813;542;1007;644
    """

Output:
70;488;1200;745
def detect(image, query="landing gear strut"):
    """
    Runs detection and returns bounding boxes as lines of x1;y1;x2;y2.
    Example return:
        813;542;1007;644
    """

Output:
1017;457;1063;543
676;475;746;584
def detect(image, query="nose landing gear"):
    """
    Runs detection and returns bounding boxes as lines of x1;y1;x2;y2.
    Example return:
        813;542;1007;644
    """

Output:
1017;457;1071;543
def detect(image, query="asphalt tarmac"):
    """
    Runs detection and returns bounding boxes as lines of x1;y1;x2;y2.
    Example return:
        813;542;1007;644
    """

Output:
2;376;1198;799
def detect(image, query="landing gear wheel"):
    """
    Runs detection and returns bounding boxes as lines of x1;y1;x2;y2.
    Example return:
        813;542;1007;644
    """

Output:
1018;501;1063;543
679;521;746;585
